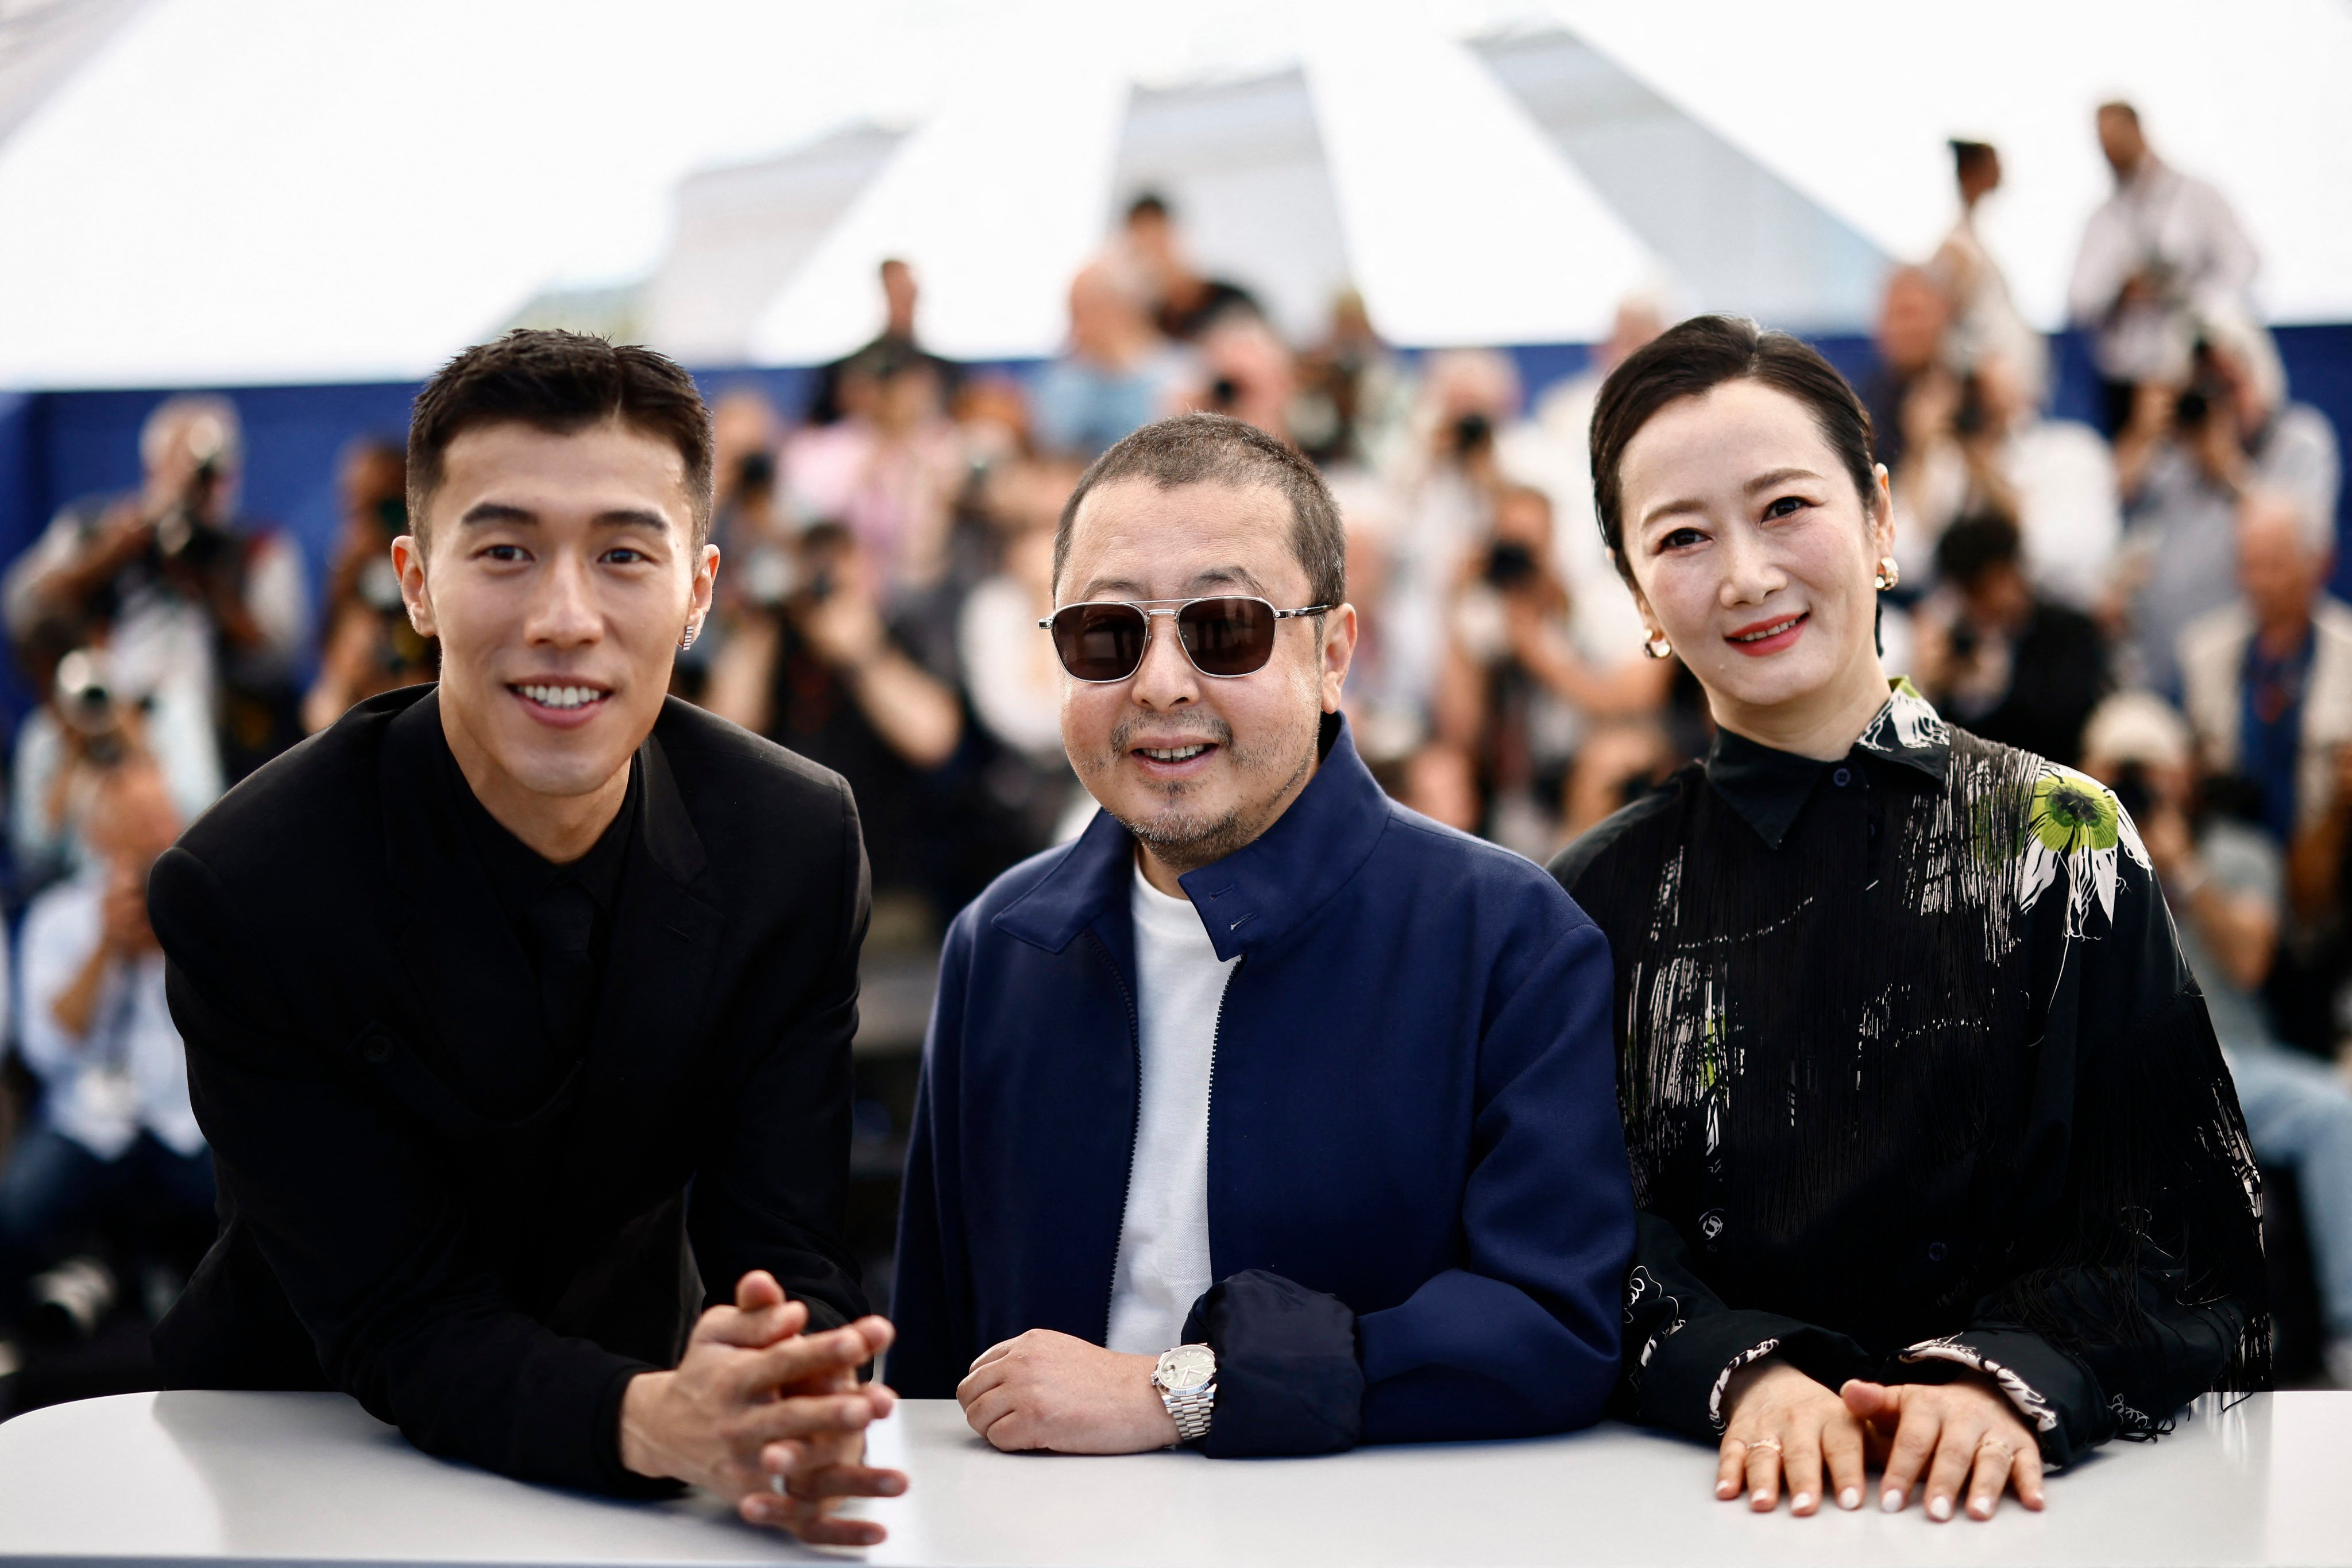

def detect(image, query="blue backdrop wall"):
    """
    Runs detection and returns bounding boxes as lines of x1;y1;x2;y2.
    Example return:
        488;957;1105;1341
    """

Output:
2;326;2349;743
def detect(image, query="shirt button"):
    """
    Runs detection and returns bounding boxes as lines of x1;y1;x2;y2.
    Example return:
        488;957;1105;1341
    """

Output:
1833;767;1852;787
1927;1241;1949;1263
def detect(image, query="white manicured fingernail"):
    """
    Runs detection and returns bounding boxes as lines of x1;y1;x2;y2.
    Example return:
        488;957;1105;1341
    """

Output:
1882;1489;1903;1513
1752;1489;1769;1505
1793;1493;1815;1512
1840;1488;1861;1511
1929;1496;1953;1521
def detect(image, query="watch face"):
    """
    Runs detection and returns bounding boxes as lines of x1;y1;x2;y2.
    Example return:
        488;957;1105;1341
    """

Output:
1159;1344;1215;1392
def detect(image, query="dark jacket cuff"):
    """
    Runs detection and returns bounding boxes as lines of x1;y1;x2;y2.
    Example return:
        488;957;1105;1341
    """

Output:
1181;1269;1364;1458
593;1361;689;1499
1894;1330;2110;1468
1635;1309;1871;1443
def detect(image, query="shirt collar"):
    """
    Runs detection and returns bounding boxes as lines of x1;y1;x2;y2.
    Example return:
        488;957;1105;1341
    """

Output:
442;741;640;924
992;712;1392;962
1704;679;1953;849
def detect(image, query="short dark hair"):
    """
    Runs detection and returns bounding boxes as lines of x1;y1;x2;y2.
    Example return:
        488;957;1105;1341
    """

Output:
1935;509;2023;588
2097;99;2139;125
1589;314;1878;581
1125;192;1170;223
1054;413;1345;613
407;329;715;547
1949;139;1996;180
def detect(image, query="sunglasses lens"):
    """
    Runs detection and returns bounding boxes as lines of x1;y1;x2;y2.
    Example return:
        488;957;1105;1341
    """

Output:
1050;603;1149;681
1177;597;1278;677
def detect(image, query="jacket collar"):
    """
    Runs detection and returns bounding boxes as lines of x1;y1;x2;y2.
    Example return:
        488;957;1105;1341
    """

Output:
993;713;1393;963
1705;679;1952;849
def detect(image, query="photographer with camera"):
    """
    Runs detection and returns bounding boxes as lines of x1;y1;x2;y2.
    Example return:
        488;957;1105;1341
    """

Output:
0;756;210;1364
1911;512;2110;767
303;439;436;733
2068;102;2260;435
3;395;311;782
703;520;966;916
1434;484;1671;855
1890;351;2119;613
2114;314;2340;696
10;641;220;894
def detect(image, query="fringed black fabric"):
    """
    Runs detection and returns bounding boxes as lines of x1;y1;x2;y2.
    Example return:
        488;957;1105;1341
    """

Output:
1554;685;2269;1461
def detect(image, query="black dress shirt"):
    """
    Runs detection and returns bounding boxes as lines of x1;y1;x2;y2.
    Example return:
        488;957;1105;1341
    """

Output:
1552;682;2267;1466
445;746;637;1100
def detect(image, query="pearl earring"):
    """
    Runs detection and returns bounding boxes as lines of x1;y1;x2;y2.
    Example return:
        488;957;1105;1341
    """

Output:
1874;556;1901;592
1642;631;1673;661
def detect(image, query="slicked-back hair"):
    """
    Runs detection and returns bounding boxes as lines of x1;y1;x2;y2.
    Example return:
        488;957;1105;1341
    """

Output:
1589;314;1878;582
1053;412;1346;615
407;329;715;549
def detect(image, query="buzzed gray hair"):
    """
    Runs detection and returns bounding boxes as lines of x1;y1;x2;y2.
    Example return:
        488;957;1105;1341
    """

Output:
1053;412;1346;613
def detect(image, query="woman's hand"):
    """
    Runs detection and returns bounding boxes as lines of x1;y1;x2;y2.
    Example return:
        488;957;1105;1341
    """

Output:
1717;1358;1869;1515
1842;1376;2045;1521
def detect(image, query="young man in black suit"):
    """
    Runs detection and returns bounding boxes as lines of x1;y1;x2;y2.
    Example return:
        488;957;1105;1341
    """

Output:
149;331;904;1544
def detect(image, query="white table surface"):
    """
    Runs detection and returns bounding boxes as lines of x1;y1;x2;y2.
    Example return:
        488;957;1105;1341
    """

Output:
0;1391;2344;1568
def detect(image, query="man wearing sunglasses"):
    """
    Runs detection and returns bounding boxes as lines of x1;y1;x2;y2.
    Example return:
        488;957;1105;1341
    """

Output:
891;412;1633;1456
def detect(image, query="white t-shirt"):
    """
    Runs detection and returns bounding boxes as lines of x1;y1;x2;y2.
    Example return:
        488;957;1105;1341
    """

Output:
1103;862;1238;1355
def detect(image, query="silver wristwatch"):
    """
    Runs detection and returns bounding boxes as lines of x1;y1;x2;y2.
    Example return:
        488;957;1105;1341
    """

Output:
1153;1343;1217;1442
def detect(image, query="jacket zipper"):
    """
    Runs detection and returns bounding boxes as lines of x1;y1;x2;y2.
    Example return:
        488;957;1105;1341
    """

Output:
1088;928;1145;1345
1200;953;1243;1335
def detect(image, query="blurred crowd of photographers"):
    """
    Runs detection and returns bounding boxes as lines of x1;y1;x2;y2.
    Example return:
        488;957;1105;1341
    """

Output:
1;98;2350;1401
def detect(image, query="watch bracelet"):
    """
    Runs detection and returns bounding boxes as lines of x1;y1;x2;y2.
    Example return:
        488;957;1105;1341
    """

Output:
1163;1381;1216;1442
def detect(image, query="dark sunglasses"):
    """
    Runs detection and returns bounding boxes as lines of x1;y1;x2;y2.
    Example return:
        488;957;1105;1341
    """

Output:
1040;596;1331;683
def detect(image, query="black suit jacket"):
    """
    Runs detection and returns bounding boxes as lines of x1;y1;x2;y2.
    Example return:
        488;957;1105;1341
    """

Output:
149;686;870;1494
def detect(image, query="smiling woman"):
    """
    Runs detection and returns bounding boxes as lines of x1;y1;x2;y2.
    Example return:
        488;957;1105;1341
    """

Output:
1550;316;2268;1528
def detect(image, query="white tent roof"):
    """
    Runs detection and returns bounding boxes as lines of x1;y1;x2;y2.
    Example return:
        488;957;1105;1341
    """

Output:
0;0;2345;388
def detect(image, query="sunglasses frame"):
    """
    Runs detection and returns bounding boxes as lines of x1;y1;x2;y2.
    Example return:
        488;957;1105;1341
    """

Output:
1038;595;1333;683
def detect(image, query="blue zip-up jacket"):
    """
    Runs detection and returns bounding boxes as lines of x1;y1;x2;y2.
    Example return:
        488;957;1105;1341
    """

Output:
891;718;1634;1455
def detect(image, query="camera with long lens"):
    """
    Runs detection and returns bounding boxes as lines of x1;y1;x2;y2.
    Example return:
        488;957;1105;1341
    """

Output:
2173;339;2229;431
54;647;128;768
153;411;235;568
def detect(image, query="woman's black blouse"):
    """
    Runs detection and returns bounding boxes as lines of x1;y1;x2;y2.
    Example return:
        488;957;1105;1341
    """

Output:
1550;685;2266;1466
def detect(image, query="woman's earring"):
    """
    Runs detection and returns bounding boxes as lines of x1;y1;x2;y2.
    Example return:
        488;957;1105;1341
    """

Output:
1642;629;1673;661
1874;556;1901;592
678;622;701;652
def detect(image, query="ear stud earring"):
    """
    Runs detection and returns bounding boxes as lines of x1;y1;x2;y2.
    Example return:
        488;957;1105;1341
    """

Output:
1874;557;1902;592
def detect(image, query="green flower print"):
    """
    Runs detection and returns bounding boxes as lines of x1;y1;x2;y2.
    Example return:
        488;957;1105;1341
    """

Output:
2027;771;2121;856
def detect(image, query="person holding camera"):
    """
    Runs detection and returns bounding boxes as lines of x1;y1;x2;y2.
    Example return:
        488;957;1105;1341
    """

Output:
303;439;437;733
2068;102;2260;435
1433;484;1671;854
3;395;310;783
10;635;222;895
1890;352;2119;615
1911;513;2110;768
2113;314;2340;696
702;519;966;916
0;758;211;1357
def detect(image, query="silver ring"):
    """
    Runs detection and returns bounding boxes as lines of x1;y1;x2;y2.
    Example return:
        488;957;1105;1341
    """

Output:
769;1472;788;1496
1744;1438;1783;1455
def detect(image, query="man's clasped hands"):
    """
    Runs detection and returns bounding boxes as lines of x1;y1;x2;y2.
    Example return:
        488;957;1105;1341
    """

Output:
617;1270;906;1546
